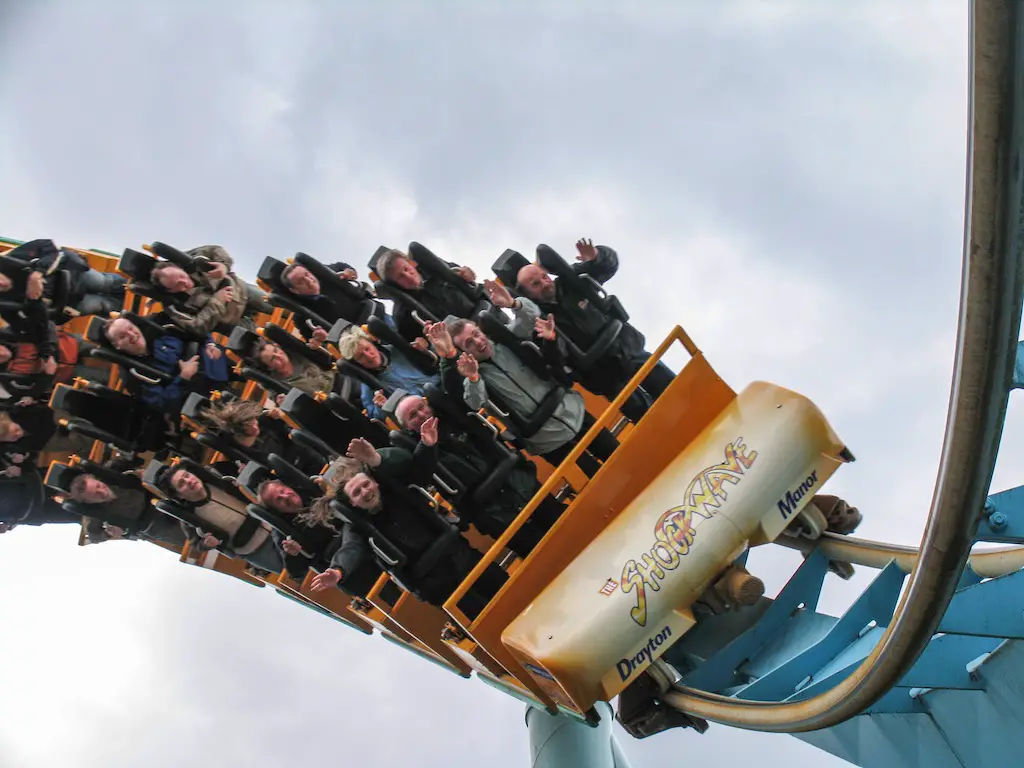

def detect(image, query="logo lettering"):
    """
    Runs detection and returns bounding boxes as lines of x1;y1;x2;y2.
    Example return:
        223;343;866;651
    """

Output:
616;625;673;682
620;438;758;627
777;470;819;520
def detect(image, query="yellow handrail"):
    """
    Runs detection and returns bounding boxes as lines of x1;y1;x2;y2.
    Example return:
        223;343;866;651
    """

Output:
444;324;699;622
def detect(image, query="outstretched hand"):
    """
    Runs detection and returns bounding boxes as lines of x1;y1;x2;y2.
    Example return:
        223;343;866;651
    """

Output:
575;238;597;262
420;416;439;446
456;352;478;380
308;327;328;349
311;568;342;592
425;322;455;358
25;272;44;301
483;278;515;309
347;437;381;468
535;315;556;341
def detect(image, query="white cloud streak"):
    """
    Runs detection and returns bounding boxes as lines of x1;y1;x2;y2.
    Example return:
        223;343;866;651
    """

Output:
0;2;986;766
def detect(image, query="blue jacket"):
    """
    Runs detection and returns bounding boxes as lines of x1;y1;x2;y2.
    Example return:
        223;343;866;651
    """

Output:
360;345;440;420
140;335;230;411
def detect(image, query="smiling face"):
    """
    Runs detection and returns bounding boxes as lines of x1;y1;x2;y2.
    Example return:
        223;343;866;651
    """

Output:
396;395;433;433
260;480;303;514
169;469;206;502
517;264;556;303
344;472;381;510
106;318;147;356
284;265;320;297
385;256;422;290
452;322;493;360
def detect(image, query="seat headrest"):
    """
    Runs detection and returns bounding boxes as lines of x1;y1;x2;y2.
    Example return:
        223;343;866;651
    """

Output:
226;326;260;357
44;462;83;494
84;316;109;344
257;256;287;290
492;249;530;290
383;389;411;420
266;453;318;496
48;384;75;412
117;249;156;281
327;318;356;346
367;245;393;273
181;392;211;421
142;460;175;498
237;460;272;495
148;242;197;270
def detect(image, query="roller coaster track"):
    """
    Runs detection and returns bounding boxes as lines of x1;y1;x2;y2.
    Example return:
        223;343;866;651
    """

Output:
4;4;1020;766
648;1;1024;762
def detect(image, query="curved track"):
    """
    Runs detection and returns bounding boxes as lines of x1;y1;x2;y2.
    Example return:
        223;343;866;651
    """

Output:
662;0;1024;734
774;533;1024;580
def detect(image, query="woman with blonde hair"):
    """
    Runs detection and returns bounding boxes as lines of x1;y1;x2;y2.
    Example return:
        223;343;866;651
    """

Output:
336;325;439;421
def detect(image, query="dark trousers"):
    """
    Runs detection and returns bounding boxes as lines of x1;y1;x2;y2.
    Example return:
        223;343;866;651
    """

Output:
591;349;676;422
423;540;509;618
626;350;676;402
542;411;621;478
504;494;567;556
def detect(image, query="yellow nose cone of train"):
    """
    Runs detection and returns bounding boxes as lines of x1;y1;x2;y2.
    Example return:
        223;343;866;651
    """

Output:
501;381;849;714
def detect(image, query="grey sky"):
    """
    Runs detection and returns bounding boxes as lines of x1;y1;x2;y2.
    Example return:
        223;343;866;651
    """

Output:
0;1;1001;766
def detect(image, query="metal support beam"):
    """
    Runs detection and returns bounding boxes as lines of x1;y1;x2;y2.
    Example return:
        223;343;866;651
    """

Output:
977;484;1024;543
938;569;1024;638
525;702;634;768
674;550;830;693
735;562;905;702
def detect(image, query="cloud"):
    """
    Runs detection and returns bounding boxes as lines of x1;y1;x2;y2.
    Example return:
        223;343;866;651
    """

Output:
0;1;984;766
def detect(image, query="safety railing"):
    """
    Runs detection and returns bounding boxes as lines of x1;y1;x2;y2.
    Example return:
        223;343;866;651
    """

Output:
442;323;700;628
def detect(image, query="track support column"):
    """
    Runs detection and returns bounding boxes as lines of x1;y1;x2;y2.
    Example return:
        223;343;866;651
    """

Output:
525;703;634;768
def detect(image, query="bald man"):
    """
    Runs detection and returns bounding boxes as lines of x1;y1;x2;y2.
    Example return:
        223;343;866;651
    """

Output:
506;239;675;422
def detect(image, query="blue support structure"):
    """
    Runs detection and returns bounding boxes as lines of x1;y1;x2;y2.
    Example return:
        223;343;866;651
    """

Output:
525;702;634;768
631;5;1024;763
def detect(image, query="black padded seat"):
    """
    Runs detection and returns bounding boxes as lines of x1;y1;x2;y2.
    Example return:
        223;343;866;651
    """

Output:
535;244;628;322
491;248;531;288
278;388;369;452
44;458;140;496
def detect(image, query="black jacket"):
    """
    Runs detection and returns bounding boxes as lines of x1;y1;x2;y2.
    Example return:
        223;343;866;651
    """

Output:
532;246;645;375
392;267;479;343
289;261;369;341
356;447;451;559
1;403;57;467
